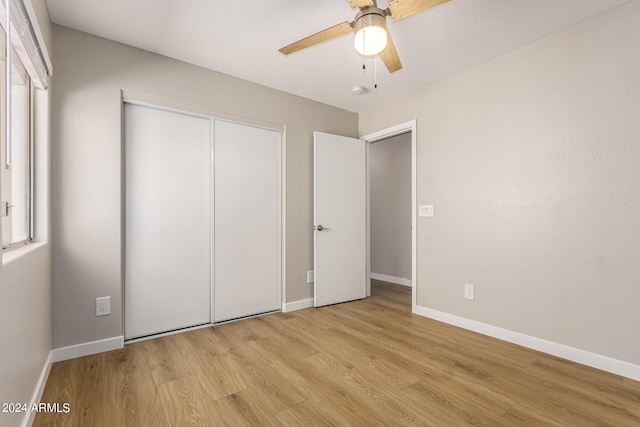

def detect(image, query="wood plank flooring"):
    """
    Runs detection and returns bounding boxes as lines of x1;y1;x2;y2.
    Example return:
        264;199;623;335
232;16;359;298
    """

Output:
35;280;640;426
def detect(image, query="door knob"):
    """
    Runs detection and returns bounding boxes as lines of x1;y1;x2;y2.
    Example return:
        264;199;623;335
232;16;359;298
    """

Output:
315;225;330;231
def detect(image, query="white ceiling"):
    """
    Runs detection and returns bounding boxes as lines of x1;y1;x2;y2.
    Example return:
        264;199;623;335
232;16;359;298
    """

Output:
45;0;630;113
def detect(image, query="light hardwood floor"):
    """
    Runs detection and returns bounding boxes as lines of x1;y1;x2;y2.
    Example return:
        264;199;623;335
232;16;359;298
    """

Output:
35;280;640;426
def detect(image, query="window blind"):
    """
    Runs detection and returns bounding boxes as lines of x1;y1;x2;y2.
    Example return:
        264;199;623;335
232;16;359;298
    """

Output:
1;0;50;89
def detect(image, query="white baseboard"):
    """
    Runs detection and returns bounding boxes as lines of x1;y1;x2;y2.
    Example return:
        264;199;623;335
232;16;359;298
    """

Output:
371;273;413;287
282;298;314;313
22;350;53;427
414;305;640;382
52;336;124;362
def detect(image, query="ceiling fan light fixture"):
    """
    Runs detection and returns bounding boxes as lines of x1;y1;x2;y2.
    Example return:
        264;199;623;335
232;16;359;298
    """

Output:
353;10;387;56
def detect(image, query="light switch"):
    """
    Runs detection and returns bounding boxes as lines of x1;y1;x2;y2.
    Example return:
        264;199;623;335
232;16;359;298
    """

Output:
419;205;433;217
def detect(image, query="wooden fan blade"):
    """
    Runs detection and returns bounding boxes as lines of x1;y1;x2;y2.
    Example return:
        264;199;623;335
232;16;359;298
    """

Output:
379;28;402;73
386;0;452;21
279;21;353;55
347;0;373;8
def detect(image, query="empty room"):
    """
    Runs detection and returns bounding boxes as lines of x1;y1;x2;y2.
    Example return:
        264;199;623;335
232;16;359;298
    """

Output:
1;0;639;426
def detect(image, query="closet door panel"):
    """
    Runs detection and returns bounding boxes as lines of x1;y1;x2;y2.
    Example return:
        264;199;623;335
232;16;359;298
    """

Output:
124;103;211;339
214;120;281;322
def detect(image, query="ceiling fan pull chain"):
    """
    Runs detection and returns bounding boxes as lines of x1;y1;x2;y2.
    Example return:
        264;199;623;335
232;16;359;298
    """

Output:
374;57;378;90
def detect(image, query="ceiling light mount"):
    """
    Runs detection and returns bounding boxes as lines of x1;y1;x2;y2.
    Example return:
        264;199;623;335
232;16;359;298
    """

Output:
353;6;388;57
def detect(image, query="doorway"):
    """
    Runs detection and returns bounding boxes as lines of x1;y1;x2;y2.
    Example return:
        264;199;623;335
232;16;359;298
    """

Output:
363;121;417;311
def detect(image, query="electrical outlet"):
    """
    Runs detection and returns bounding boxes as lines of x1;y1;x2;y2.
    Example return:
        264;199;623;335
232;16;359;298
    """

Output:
96;296;111;316
464;284;475;301
307;270;314;283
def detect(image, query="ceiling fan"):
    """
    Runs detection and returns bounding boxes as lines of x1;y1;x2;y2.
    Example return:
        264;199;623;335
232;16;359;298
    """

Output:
279;0;452;74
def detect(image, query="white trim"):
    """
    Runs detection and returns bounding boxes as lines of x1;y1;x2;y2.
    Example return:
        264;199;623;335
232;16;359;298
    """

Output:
281;124;287;314
414;305;640;382
52;336;124;362
361;120;417;311
282;298;314;313
209;118;215;324
21;350;52;427
371;273;413;287
362;122;415;141
365;142;371;297
278;127;284;322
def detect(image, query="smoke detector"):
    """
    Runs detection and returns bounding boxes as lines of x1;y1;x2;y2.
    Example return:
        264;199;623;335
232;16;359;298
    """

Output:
352;86;367;96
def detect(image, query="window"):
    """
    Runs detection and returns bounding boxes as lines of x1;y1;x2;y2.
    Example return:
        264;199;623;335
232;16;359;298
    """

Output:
0;0;49;251
1;25;32;249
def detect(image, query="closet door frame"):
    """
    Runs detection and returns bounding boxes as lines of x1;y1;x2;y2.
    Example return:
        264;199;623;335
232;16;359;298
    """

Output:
121;91;284;339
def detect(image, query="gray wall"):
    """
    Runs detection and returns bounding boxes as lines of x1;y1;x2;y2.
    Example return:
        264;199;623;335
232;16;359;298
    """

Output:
360;1;640;366
370;133;411;281
51;25;358;348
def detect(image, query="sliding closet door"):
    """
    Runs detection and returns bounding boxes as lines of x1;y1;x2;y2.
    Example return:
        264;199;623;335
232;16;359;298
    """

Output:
124;103;211;340
214;120;281;322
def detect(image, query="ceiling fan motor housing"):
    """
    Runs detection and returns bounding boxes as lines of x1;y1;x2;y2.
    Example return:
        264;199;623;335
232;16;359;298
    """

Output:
353;6;388;56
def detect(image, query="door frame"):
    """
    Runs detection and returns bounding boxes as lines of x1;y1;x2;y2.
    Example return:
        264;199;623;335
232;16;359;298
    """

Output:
361;120;417;312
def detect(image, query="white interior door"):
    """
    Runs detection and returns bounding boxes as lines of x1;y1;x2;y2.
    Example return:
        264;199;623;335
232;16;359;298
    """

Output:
124;103;211;340
314;132;367;307
214;120;281;322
